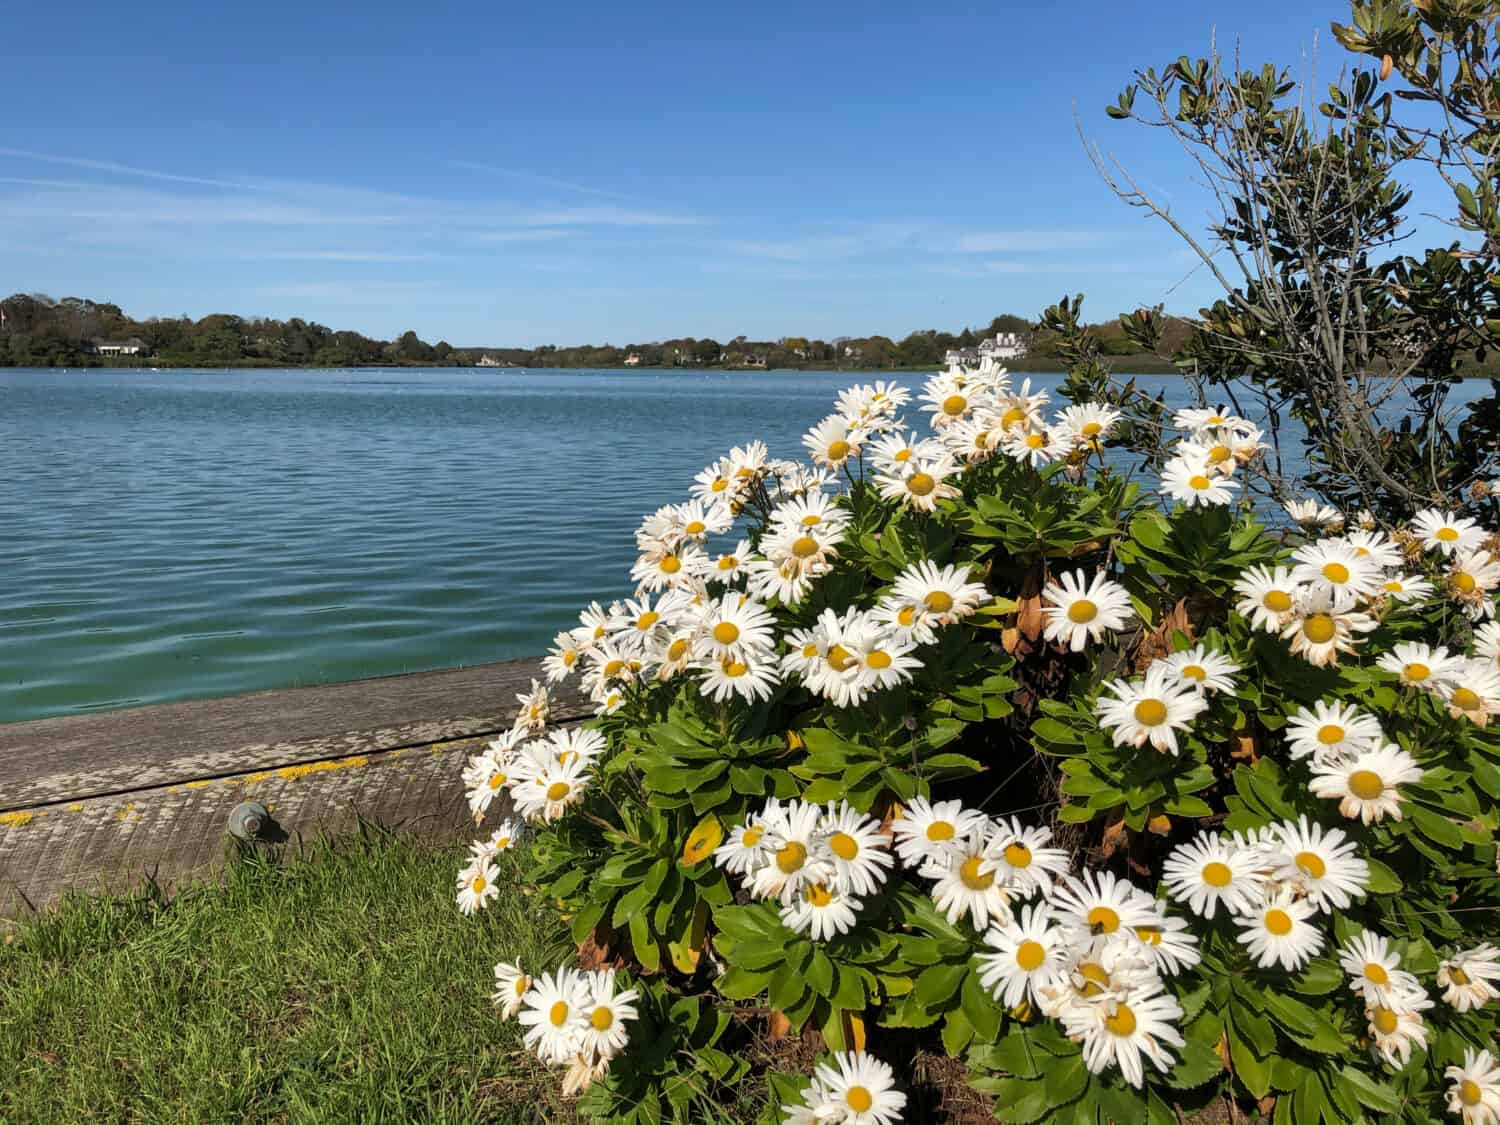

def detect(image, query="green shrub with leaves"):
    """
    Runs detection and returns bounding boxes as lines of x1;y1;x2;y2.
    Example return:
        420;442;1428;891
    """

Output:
449;361;1499;1124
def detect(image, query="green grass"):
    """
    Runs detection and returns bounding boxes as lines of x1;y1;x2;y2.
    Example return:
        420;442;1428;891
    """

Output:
0;830;581;1124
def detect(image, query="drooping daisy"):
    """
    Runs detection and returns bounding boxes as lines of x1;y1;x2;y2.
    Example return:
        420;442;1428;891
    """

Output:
1096;663;1208;754
809;1052;907;1125
1412;508;1485;556
781;880;862;941
512;678;550;734
1050;870;1162;943
1174;405;1245;434
492;960;533;1019
578;970;639;1062
469;818;521;863
1284;499;1345;531
1284;700;1385;764
890;797;988;867
1040;569;1135;652
1366;990;1433;1068
926;831;1013;931
1291;540;1382;599
1161;834;1267;919
1062;979;1185;1089
1281;587;1375;667
1438;944;1500;1012
983;816;1070;898
820;801;896;896
1235;890;1324;971
975;902;1067;1008
1160;644;1240;694
517;967;590;1064
1377;641;1462;689
456;858;500;915
1309;743;1424;824
1233;565;1303;632
1445;1047;1500;1125
1339;929;1423;1008
749;800;834;905
1442;659;1500;726
1269;816;1369;911
1161;454;1240;507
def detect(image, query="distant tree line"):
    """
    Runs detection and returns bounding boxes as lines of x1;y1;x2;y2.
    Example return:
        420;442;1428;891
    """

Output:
0;293;1191;370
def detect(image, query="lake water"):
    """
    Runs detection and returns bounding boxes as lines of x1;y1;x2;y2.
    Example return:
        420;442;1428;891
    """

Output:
0;367;1487;725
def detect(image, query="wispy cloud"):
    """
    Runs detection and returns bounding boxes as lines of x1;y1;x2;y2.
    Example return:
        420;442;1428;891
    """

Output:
951;229;1119;253
234;249;450;263
522;205;710;228
446;159;646;202
473;228;578;244
0;146;260;190
259;280;450;300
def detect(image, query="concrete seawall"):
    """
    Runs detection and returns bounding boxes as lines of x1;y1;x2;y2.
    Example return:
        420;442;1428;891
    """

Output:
0;659;585;923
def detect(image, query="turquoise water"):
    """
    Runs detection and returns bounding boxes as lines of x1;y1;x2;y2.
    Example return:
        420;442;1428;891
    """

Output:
0;367;1480;724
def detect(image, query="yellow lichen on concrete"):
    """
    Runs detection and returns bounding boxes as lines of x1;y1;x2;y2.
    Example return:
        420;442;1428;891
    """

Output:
184;780;214;790
66;803;84;812
0;811;36;828
276;755;370;782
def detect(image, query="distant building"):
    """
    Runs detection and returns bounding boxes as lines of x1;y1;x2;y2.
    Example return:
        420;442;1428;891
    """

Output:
88;337;147;357
946;331;1027;367
476;354;502;367
624;353;642;366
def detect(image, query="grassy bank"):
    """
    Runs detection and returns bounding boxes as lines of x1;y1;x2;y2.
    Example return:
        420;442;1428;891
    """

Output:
0;832;588;1124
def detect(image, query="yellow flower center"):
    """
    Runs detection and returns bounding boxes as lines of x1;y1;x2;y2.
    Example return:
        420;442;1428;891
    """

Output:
1317;724;1346;745
1003;843;1032;868
1078;962;1111;995
801;642;819;658
717;555;739;571
1451;966;1471;985
742;827;763;848
1207;415;1227;425
895;448;913;462
806;883;835;907
660;555;682;574
685;520;706;535
1181;664;1206;681
549;1001;570;1028
1405;662;1430;682
1302;614;1337;644
1067;598;1099;624
1295;851;1326;879
1134;699;1168;726
1082;421;1103;437
590;1006;614;1031
907;472;936;497
826;439;850;462
1088;906;1120;934
791;536;821;559
488;773;506;790
775;841;807;874
1371;1007;1399;1035
563;650;577;666
897;605;918;627
514;976;530;996
802;513;822;526
925;590;955;613
1136;925;1163;946
711;478;729;493
1015;941;1046;971
925;821;955;842
942;394;967;416
1209;444;1231;463
846;1087;874;1114
1461;1080;1483;1107
604;659;625;678
471;875;487;893
546;781;571;802
1455;572;1478;594
721;659;748;678
713;622;740;645
1348;770;1385;800
1201;862;1233;887
1452;686;1483;711
1264;909;1293;936
1025;432;1046;449
667;638;689;661
494;836;510;849
1363;963;1389;986
959;856;994;891
1105;1003;1137;1037
636;611;659;630
1264;590;1293;613
1322;562;1350;583
1437;526;1460;542
830;832;859;861
1001;407;1027;428
1382;580;1403;592
827;644;854;672
866;650;893;670
1189;474;1212;490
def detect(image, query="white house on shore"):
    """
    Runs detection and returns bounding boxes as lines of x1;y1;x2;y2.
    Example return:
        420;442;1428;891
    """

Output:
945;331;1027;367
624;353;642;366
88;337;147;357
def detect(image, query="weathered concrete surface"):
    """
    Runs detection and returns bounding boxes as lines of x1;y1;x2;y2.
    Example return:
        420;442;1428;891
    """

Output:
0;658;586;922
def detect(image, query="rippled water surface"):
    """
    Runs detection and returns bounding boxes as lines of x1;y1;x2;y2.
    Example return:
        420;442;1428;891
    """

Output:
2;366;1484;724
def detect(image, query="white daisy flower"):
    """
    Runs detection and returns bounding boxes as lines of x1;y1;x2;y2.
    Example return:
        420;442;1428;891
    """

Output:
1161;454;1240;507
975;902;1067;1008
630;542;705;592
1235;891;1323;971
1280;586;1375;667
691;457;741;506
1096;663;1208;754
749;800;835;906
1233;565;1303;632
697;648;781;704
517;967;590;1064
810;1051;907;1125
576;601;612;647
781;880;862;941
1309;743;1424;824
1375;573;1435;603
1131;913;1202;975
868;429;941;475
510;754;590;823
921;374;979;429
877;560;989;643
1284;699;1385;764
1447;549;1500;620
1269;816;1369;911
545;726;608;768
804;413;861;469
1063;979;1185;1089
1476;620;1500;669
512;678;550;734
1366;990;1433;1068
543;630;586;683
1050;870;1161;943
466;752;515;817
1291;540;1382;599
1439;944;1500;1012
469;819;521;863
1056;402;1121;450
820;801;896;896
1445;1047;1500;1125
844;626;922;701
695;594;776;661
744;554;819;605
1001;424;1072;468
993;379;1049;433
771;491;850;536
1161;834;1267;918
889;797;988;867
1040;569;1135;652
1038;934;1157;1019
1443;659;1500;726
1377;641;1462;689
578;970;639;1063
455;858;500;915
1174;405;1245;434
492;960;532;1019
1160;644;1240;694
714;806;776;876
983;816;1070;898
925;831;1012;931
1340;529;1405;570
1284;499;1345;531
875;455;962;511
702;539;753;586
1339;929;1423;1006
1412;508;1485;556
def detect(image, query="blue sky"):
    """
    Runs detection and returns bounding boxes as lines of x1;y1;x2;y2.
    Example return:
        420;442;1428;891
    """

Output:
0;0;1448;346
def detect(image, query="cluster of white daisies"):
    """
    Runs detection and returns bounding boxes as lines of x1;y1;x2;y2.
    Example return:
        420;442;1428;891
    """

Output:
778;1051;907;1125
1157;407;1267;507
491;960;639;1096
